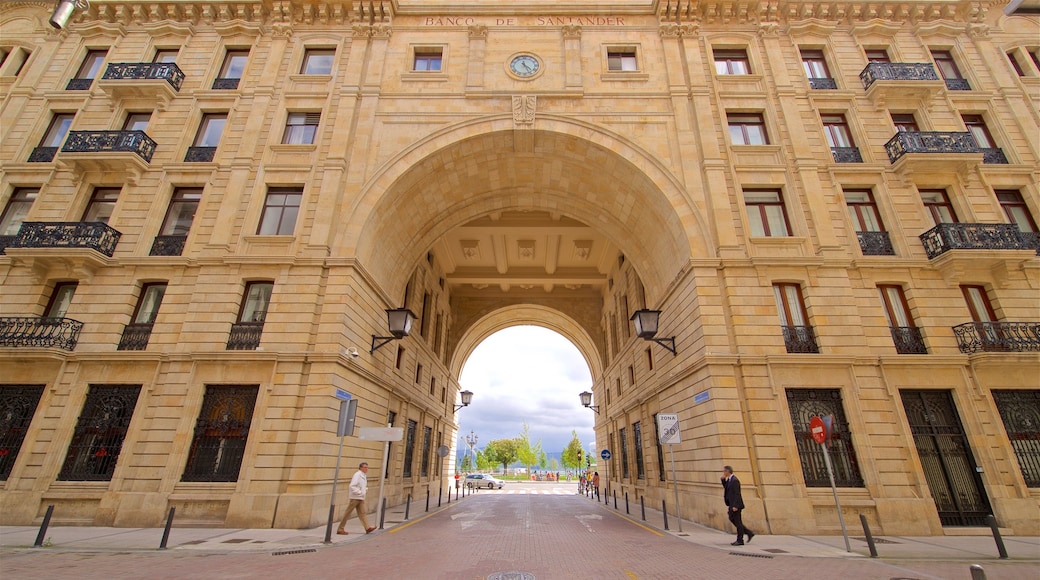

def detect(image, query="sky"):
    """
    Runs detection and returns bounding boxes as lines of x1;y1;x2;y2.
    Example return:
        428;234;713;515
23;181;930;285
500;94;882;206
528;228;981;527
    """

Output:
457;326;596;464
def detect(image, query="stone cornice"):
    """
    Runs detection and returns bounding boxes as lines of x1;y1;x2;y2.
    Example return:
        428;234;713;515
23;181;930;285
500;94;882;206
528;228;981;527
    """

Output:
657;0;1002;25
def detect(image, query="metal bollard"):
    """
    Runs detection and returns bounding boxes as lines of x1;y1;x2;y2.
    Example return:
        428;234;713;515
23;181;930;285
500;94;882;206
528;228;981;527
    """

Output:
426;489;430;512
613;490;618;510
969;564;987;580
405;494;411;521
379;497;387;529
625;492;630;515
438;487;442;508
858;513;878;558
662;499;669;530
159;506;176;550
985;515;1008;559
33;505;55;548
641;495;646;521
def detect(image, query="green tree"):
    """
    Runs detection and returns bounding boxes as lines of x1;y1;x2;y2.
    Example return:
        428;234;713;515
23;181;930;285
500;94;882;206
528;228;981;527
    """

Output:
476;449;490;472
548;457;560;472
562;430;583;469
460;453;474;472
485;438;519;472
538;449;548;471
516;422;539;474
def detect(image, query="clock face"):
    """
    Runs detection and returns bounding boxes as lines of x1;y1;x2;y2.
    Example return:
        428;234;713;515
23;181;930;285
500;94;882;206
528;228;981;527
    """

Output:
510;55;540;77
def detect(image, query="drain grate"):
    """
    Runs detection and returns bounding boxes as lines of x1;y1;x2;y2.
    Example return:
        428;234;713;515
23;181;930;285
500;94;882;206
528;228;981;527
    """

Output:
763;548;789;554
221;538;252;544
487;572;535;580
181;540;206;545
854;536;900;544
272;548;317;556
729;552;774;559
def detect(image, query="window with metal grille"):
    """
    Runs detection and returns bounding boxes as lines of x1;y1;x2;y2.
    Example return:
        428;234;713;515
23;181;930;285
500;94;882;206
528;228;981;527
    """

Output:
181;385;257;482
421;425;432;477
633;421;645;479
785;388;863;487
993;390;1040;487
214;50;249;89
58;385;141;481
0;385;44;480
69;49;106;89
403;419;416;477
619;427;629;478
159;187;202;238
801;48;831;79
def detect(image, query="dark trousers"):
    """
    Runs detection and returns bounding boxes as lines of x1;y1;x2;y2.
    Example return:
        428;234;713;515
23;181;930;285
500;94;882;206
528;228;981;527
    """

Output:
728;508;752;541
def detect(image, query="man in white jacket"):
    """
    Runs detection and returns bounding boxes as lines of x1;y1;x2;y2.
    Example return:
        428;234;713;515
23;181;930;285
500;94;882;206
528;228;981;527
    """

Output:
337;462;375;534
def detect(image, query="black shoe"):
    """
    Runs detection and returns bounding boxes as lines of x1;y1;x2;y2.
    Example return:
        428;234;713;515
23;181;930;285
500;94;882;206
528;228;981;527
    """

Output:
746;532;755;544
731;541;744;546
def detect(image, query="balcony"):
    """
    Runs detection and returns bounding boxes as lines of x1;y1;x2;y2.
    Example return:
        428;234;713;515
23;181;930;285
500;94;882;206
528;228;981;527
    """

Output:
0;235;15;255
1020;231;1040;255
28;146;58;163
980;147;1009;165
831;147;863;163
227;321;264;350
856;231;895;256
8;222;121;257
98;62;184;109
117;323;153;351
149;235;186;256
808;77;836;90
59;130;156;176
0;317;83;350
211;77;240;90
953;321;1040;354
920;223;1031;259
944;78;971;91
884;131;982;176
859;62;944;108
781;325;819;353
184;146;216;163
890;326;927;354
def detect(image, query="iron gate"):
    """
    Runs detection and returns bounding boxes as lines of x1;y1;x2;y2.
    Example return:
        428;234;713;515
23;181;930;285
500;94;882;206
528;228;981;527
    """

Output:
900;390;991;526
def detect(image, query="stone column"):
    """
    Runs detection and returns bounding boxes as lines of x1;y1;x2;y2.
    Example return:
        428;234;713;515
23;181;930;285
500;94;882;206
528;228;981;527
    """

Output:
466;24;487;92
562;25;582;90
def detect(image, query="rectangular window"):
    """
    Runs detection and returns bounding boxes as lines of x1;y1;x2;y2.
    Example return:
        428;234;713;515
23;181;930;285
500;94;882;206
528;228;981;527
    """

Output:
865;48;890;63
430;376;436;397
652;413;666;481
962;115;996;148
607;50;638;71
744;189;790;237
1008;52;1026;76
420;292;431;339
181;385;258;482
58;385;141;481
119;282;166;350
403;419;417;477
932;49;969;89
997;190;1038;233
257;187;302;235
45;282;77;318
214;50;248;89
0;385;44;481
633;421;645;479
714;49;751;75
727;112;769;145
301;48;334;74
879;285;925;353
40;113;75;148
239;281;273;323
83;187;120;224
68;49;106;89
0;187;38;235
844;189;885;232
395;346;405;369
0;47;31;77
801;48;832;85
961;285;997;323
153;49;179;63
194;113;227;148
282;112;320;145
774;282;818;353
421;425;432;477
1031;50;1040;72
415;362;423;384
786;389;864;487
822;114;855;148
153;187;201;256
619;427;629;478
992;390;1040;487
920;189;958;225
646;346;653;371
891;113;919;133
123;112;151;132
413;50;442;71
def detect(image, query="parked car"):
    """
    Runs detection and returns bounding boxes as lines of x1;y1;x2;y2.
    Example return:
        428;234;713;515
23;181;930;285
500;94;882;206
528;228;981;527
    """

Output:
465;473;504;489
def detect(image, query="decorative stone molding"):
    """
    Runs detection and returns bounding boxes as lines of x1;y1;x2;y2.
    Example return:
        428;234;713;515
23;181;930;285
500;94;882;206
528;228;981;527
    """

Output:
352;22;390;38
468;24;488;39
758;22;781;36
658;23;698;37
658;0;995;25
562;24;581;38
512;95;536;127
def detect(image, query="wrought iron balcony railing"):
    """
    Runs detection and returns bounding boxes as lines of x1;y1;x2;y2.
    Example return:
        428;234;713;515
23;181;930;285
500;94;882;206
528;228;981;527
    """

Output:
227;321;264;350
1019;231;1040;255
944;78;971;91
9;222;121;257
808;77;837;90
102;62;185;91
0;235;16;255
117;323;153;351
890;326;927;354
28;146;58;163
920;223;1030;259
211;77;240;90
184;146;216;162
149;235;187;256
980;147;1009;164
885;131;978;163
953;321;1040;354
0;317;83;350
66;78;94;91
856;231;895;256
860;62;940;89
62;130;157;162
831;147;863;163
781;325;819;353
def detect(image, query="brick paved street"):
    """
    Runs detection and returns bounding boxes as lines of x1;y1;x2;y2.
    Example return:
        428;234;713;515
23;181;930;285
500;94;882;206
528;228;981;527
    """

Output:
1;483;1037;580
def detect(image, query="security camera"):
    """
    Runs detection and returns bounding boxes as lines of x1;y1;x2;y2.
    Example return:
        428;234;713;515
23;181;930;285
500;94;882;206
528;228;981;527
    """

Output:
50;0;88;30
347;347;360;358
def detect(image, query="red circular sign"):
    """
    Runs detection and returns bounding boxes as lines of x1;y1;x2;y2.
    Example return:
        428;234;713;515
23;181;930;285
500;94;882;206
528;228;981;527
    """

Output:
809;416;827;444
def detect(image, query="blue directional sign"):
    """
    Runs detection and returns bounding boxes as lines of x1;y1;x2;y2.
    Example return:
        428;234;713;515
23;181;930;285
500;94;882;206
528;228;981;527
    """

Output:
334;388;352;401
601;449;612;460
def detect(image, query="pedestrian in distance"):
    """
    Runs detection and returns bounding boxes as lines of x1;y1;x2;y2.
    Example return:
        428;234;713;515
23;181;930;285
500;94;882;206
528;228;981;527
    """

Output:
592;471;601;499
337;462;376;535
721;465;754;546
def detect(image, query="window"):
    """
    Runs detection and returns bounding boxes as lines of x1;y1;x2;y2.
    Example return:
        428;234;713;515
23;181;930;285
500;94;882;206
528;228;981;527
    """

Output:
415;363;423;384
193;113;227;148
619;427;629;478
152;187;201;256
395;346;405;369
786;389;863;487
801;49;834;88
31;113;75;161
961;285;997;323
403;419;417;478
865;48;890;63
282;112;320;145
879;285;926;354
992;390;1040;487
844;189;885;232
214;50;249;89
153;49;178;63
744;189;790;237
822;114;855;148
652;413;666;482
0;187;38;236
997;190;1038;233
123;112;151;132
714;49;751;75
961;115;996;149
0;47;31;77
920;189;957;225
1032;50;1040;72
932;49;969;89
68;49;106;89
646;346;653;371
421;425;432;477
633;421;645;479
301;48;334;74
419;292;431;338
45;282;77;318
728;113;768;145
239;281;273;323
436;431;443;475
430;376;435;397
58;385;141;481
181;385;258;482
413;50;442;71
385;411;396;479
0;385;44;481
119;282;167;350
774;283;817;353
607;50;638;71
83;187;120;224
1007;52;1026;77
891;113;919;133
257;187;302;235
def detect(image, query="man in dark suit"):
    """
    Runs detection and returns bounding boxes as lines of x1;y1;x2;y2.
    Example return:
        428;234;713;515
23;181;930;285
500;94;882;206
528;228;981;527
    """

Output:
722;465;755;546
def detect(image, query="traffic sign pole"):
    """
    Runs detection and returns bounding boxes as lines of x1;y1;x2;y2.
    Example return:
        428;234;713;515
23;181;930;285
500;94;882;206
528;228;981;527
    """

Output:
600;449;612;498
669;445;682;532
811;414;850;552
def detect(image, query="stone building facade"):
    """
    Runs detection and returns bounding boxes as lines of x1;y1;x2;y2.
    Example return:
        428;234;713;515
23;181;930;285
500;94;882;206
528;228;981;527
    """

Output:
0;0;1038;535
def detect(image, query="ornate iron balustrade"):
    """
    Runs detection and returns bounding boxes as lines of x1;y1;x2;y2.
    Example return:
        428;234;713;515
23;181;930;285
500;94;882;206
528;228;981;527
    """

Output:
808;77;837;90
856;231;895;256
992;390;1040;487
211;77;240;90
227;321;264;350
10;221;121;257
860;62;940;89
885;131;978;163
0;235;15;255
920;223;1029;258
1019;231;1040;255
181;386;258;482
0;317;83;350
981;147;1009;164
831;147;863;163
149;235;186;256
66;78;93;91
62;130;157;162
953;321;1040;354
0;385;45;480
28;147;57;162
184;146;216;162
891;326;927;354
781;325;819;353
117;323;153;351
57;385;140;481
944;78;971;91
102;62;184;90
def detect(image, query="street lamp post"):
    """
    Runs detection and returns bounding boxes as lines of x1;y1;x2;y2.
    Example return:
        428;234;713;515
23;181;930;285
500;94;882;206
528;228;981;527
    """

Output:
465;431;479;470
